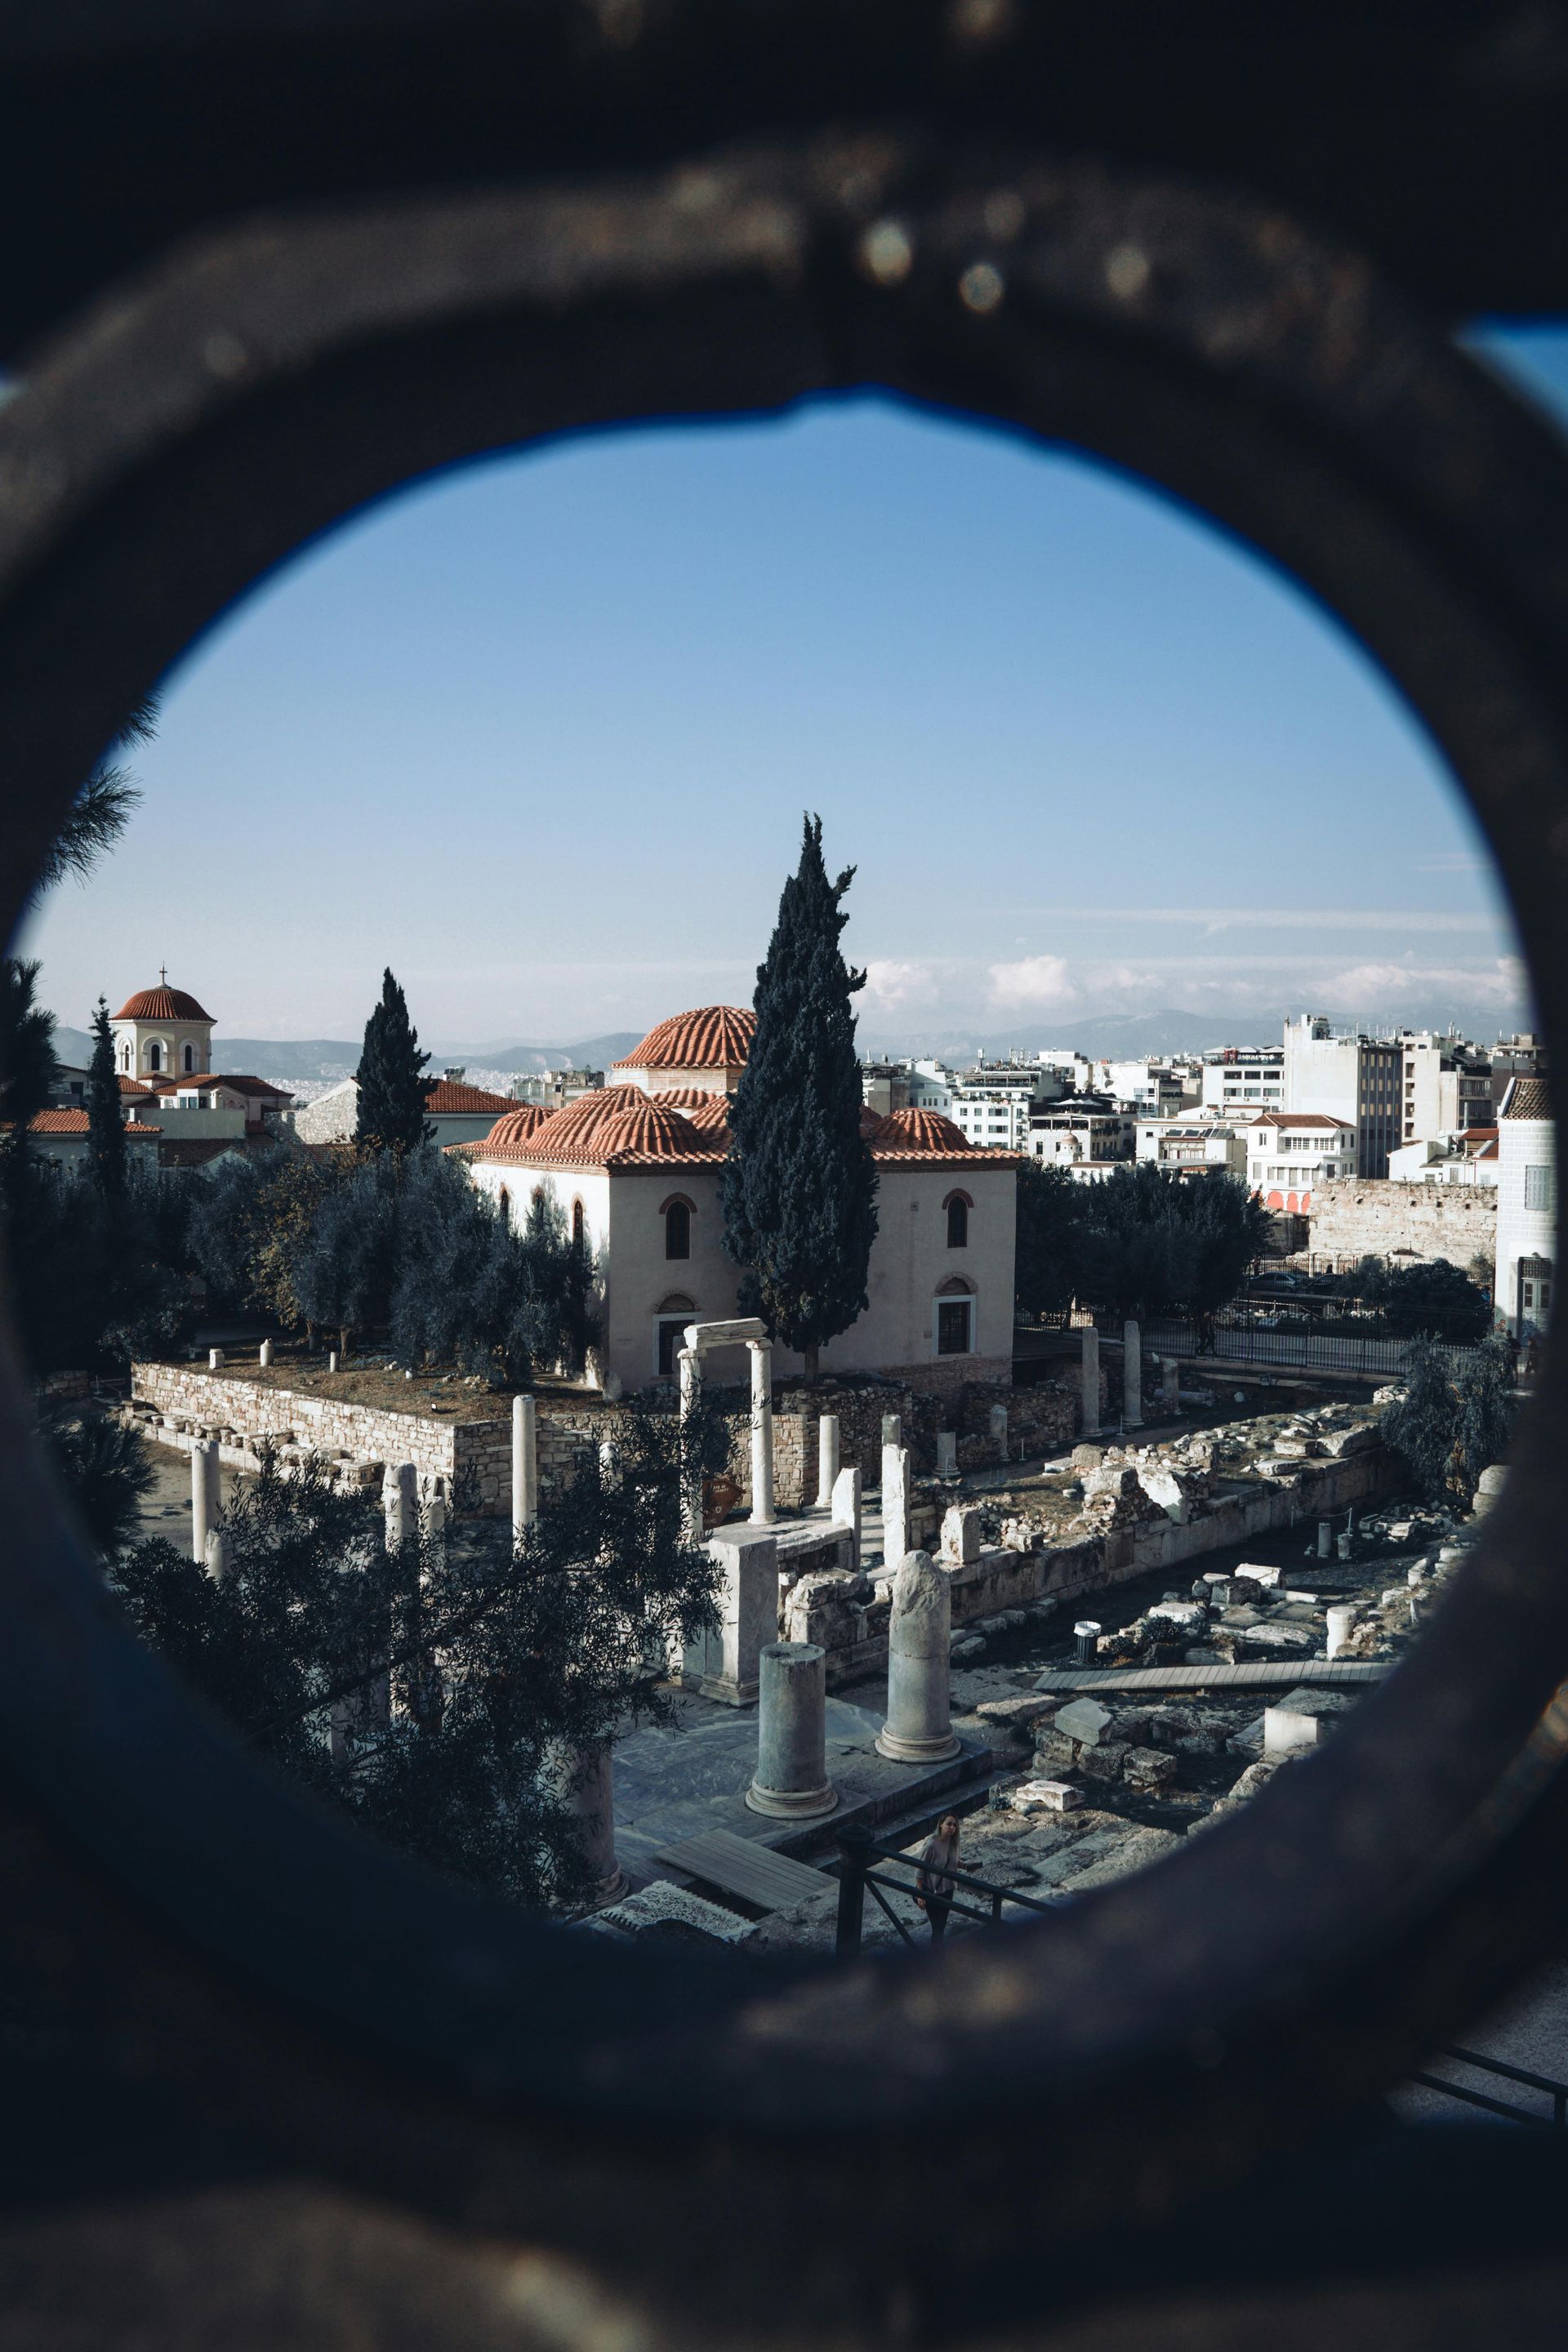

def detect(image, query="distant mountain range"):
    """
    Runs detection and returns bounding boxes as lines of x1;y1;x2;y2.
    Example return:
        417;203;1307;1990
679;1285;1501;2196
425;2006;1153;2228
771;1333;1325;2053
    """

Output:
50;1028;644;1084
859;1009;1262;1061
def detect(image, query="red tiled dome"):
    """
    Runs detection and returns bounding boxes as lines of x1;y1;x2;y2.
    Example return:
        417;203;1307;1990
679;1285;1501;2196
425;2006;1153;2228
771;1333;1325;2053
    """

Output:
530;1085;645;1147
541;1096;707;1165
873;1107;971;1154
614;1005;755;1071
113;984;212;1022
683;1096;731;1134
479;1102;551;1156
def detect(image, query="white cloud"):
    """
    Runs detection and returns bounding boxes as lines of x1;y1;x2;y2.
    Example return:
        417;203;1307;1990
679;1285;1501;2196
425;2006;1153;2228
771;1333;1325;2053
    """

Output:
987;953;1077;1009
862;958;940;1011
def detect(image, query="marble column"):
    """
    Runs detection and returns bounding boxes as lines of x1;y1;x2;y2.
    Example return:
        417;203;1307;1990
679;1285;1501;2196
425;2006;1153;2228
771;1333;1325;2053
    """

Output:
746;1642;837;1819
511;1393;538;1542
190;1439;219;1566
677;1344;703;1540
816;1413;840;1512
203;1528;230;1584
1123;1319;1143;1430
383;1460;417;1555
748;1338;776;1526
1161;1356;1179;1410
831;1464;862;1566
258;1339;273;1368
208;1348;225;1370
881;1413;902;1450
989;1401;1009;1460
876;1549;960;1762
882;1443;911;1567
1080;1325;1101;1438
558;1740;628;1905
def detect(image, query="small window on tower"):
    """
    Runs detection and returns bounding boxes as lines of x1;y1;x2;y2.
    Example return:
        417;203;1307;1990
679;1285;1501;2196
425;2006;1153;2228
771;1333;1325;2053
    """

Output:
946;1196;969;1249
665;1200;691;1260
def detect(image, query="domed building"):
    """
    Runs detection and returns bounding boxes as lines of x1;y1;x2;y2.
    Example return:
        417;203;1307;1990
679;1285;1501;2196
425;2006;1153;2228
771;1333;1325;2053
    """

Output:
465;1004;1018;1392
110;973;214;1080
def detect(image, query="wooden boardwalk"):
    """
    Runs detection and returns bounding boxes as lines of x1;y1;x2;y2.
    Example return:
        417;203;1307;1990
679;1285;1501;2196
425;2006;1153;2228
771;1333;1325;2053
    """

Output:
1032;1659;1388;1696
653;1829;835;1912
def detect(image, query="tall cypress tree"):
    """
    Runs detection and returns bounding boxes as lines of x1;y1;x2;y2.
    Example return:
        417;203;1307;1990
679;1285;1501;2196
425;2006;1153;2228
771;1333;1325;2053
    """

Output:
722;814;878;1380
354;967;433;1153
84;996;126;1200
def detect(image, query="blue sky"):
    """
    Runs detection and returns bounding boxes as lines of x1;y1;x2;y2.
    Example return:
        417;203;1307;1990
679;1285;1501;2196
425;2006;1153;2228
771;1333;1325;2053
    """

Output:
21;325;1568;1052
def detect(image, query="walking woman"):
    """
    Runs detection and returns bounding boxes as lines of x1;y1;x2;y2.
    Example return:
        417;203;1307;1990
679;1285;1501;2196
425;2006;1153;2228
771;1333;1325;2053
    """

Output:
915;1811;962;1943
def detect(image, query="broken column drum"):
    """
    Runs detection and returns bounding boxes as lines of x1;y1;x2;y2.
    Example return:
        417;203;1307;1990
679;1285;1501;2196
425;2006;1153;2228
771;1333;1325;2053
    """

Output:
831;1463;862;1566
816;1414;840;1512
881;1442;912;1566
877;1549;960;1764
746;1642;836;1820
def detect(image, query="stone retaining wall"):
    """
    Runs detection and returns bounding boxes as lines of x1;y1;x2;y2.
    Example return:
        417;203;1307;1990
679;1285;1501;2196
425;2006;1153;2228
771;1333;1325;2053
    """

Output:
1307;1178;1495;1271
131;1361;1084;1518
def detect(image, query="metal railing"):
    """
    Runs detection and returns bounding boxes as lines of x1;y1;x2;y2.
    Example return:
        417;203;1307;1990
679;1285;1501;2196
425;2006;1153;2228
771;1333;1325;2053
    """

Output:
1129;1314;1481;1380
834;1824;1058;1958
1410;2044;1568;2131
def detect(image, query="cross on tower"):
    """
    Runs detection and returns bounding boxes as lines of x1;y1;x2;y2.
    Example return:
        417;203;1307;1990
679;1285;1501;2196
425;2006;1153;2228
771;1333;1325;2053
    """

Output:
158;964;167;986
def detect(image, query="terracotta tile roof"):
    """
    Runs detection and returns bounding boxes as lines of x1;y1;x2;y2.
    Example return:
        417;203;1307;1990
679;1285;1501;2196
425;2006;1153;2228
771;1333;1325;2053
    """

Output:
1503;1076;1552;1120
537;1097;709;1165
118;1075;154;1096
613;1005;755;1071
424;1078;517;1116
26;1109;160;1135
872;1107;970;1154
683;1097;730;1134
1244;1111;1352;1130
157;1138;247;1167
477;1102;551;1154
112;984;212;1022
146;1071;292;1098
443;1140;486;1160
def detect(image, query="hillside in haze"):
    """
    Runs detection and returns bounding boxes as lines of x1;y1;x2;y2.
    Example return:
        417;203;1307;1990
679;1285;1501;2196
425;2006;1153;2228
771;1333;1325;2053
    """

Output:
51;1029;644;1082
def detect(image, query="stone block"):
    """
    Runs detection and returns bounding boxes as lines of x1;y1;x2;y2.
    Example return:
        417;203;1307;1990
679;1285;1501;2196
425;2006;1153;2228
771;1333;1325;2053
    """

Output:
1232;1563;1281;1593
1076;1740;1132;1784
940;1504;982;1566
1071;1444;1103;1472
974;1694;1057;1732
1054;1696;1113;1748
1123;1747;1178;1793
1010;1779;1085;1815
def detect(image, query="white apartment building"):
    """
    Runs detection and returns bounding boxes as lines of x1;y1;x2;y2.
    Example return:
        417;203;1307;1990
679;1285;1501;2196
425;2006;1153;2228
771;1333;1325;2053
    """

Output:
1494;1076;1554;1340
907;1060;955;1114
1397;1031;1493;1151
1201;1049;1285;1116
948;1063;1062;1150
1282;1014;1399;1177
1387;1129;1499;1187
1029;1100;1135;1166
1095;1059;1185;1116
1136;1120;1247;1176
1245;1111;1357;1213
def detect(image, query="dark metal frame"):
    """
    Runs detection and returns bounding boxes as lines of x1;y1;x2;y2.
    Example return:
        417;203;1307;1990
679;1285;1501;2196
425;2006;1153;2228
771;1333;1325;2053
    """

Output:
2;114;1568;2331
835;1824;1062;1958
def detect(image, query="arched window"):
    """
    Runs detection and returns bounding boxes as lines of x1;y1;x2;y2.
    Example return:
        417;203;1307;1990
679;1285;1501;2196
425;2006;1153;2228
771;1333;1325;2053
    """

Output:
146;1040;162;1073
572;1198;586;1250
654;1293;697;1376
663;1196;692;1260
182;1041;194;1073
944;1190;972;1249
497;1187;510;1221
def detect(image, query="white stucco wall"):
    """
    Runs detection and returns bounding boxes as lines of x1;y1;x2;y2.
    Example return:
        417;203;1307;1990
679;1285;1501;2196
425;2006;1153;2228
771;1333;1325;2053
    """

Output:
1495;1114;1556;1338
466;1151;1017;1392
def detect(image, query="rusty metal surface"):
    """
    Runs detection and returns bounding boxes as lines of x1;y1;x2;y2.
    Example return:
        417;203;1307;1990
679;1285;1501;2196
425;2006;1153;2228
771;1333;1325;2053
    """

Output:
1;73;1568;2351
